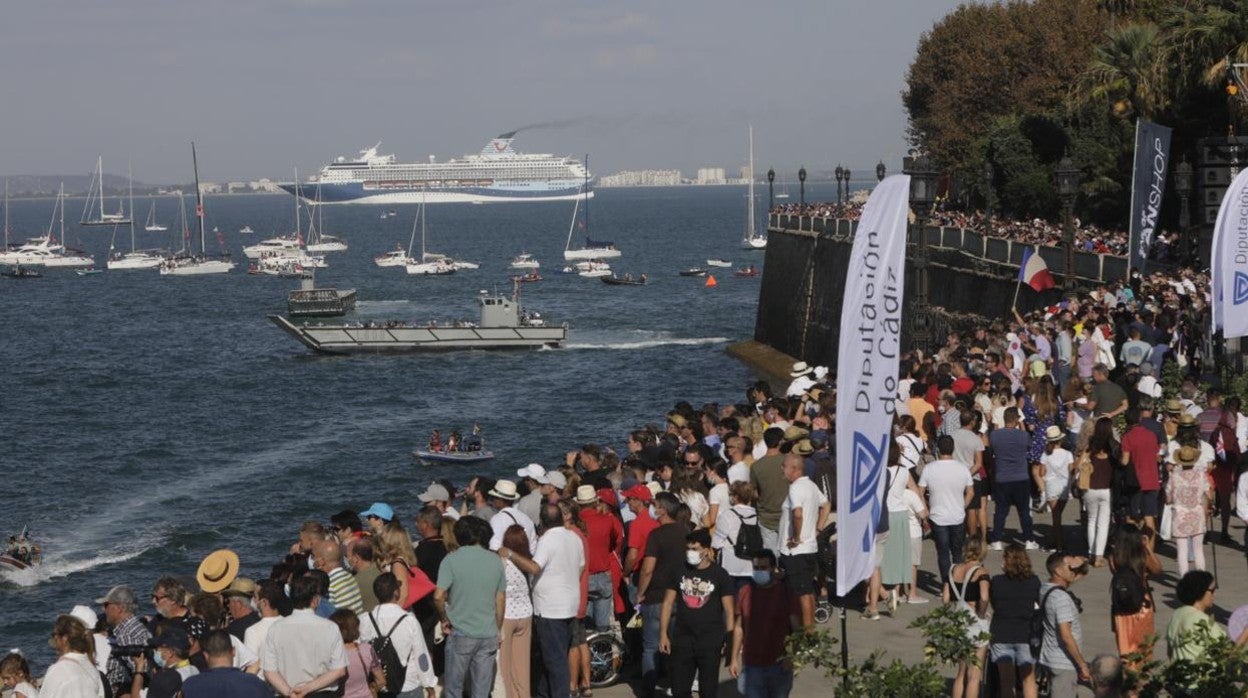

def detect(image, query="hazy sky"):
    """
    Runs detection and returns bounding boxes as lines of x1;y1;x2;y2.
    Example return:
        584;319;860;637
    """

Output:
2;0;967;183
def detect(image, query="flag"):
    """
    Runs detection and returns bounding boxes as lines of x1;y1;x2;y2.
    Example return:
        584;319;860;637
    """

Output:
1127;119;1172;273
835;174;908;597
1019;247;1056;292
1211;167;1248;339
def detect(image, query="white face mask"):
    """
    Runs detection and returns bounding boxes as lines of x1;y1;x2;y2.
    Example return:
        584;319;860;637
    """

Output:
649;505;658;519
685;550;703;566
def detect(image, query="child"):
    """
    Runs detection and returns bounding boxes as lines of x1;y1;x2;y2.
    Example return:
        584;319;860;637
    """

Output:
1038;425;1074;551
1;650;39;698
902;486;930;603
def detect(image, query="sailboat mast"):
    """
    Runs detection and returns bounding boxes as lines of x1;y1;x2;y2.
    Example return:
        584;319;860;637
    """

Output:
564;197;580;252
747;126;755;238
128;160;136;252
420;188;427;258
192;142;206;255
583;155;590;239
58;183;65;243
294;167;301;241
3;180;8;250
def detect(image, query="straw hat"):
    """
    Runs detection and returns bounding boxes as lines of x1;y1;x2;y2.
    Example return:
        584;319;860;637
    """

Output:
1045;425;1064;442
790;361;813;378
196;549;240;593
794;439;815;456
487;480;520;501
221;577;256;599
1164;398;1183;415
1178;413;1198;428
783;425;810;442
1177;445;1201;467
574;485;599;505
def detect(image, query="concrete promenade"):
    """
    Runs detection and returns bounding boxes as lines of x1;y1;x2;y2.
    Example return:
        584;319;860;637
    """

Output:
596;514;1248;697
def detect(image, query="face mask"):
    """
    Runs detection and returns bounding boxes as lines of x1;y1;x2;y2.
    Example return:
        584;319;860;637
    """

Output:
284;583;291;597
153;652;167;669
306;556;316;570
249;599;259;613
752;570;772;586
685;550;703;566
648;506;658;519
938;405;947;414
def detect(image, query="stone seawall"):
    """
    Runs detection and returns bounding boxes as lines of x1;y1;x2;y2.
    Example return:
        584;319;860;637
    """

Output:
749;215;1126;369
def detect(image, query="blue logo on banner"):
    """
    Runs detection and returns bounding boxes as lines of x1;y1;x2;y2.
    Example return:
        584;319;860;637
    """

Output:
850;431;889;552
1235;272;1248;306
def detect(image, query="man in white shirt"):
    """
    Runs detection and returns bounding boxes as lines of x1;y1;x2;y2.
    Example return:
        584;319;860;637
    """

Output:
777;453;830;628
243;580;283;673
358;573;438;698
486;480;537;553
261;576;348;698
725;436;751;484
785;361;816;397
918;435;974;585
506;503;585;698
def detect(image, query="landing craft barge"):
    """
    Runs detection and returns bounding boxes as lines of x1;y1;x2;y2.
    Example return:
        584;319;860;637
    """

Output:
270;286;566;353
280;134;594;204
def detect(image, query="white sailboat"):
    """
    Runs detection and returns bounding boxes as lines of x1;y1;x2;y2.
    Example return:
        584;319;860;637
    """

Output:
405;194;455;275
108;164;164;270
741;126;766;250
510;253;541;269
304;185;348;253
159;143;236;276
144;200;168;232
80;156;131;226
37;185;94;268
564;155;621;260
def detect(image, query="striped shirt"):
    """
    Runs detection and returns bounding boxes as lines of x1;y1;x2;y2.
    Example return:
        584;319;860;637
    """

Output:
327;566;364;614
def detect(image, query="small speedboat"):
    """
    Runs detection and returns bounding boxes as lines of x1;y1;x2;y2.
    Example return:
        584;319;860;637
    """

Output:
75;267;104;276
579;269;612;278
239;225;255;234
1;265;42;278
602;274;647;286
706;259;732;268
1;528;41;572
734;265;761;278
511;271;542;283
510;253;541;270
413;449;496;464
679;268;707;277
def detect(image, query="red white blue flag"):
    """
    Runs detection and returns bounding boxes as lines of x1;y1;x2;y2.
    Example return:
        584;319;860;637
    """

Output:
1019;247;1056;292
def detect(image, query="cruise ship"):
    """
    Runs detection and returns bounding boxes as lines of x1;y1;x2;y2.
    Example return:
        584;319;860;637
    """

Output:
281;134;594;204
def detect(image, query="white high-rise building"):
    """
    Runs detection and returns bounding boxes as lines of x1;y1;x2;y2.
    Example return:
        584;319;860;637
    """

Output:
696;168;726;185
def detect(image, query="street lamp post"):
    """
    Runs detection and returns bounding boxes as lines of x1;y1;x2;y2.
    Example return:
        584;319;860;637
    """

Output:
834;165;844;205
876;161;886;183
798;166;807;207
1054;156;1080;299
983;161;994;217
903;154;938;352
1174;157;1193;264
767;168;776;212
844;168;851;203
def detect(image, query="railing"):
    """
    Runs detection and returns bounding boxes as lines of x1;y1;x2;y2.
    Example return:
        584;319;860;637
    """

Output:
768;213;1130;284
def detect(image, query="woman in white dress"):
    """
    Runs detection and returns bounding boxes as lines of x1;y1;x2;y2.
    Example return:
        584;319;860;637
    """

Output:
38;615;104;698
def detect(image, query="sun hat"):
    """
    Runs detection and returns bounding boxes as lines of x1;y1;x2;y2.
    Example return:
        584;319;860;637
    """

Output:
574;485;599;505
69;605;98;630
417;484;451;503
95;585;137;607
1045;425;1064;442
1030;360;1048;378
596;488;618;508
541;470;568;489
622;484;653;502
667;412;688;429
813;365;829;381
1178;413;1198;428
488;480;520;501
221;577;256;599
790;361;813;378
783;425;810;442
359;502;395;522
196;549;240;593
1177;445;1201;467
516;463;546;481
794;439;815;456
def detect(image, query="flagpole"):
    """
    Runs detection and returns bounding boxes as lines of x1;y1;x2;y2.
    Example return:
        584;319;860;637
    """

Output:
1011;276;1022;311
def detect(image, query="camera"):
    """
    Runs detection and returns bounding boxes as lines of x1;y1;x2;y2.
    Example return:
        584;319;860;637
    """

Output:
108;643;153;659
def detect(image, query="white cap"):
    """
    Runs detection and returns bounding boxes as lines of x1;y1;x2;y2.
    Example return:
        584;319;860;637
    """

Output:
70;605;98;630
516;463;546;480
541;471;568;489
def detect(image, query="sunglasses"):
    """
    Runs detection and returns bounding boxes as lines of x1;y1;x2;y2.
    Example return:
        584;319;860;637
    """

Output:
151;594;168;602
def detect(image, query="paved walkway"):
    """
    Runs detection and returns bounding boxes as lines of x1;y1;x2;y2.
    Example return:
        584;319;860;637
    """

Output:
595;513;1248;697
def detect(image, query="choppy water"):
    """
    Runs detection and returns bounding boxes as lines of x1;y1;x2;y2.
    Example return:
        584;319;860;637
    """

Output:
0;183;836;666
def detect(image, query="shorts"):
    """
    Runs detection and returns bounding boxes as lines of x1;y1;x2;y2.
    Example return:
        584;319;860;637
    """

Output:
967;479;988;511
569;617;587;647
1130;490;1160;519
780;553;818;595
910;536;923;567
990;642;1035;667
1044;479;1070;502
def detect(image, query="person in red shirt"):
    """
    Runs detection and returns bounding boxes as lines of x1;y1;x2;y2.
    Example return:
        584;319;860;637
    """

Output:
622;484;658;579
1120;406;1162;545
576;486;624;631
730;550;800;697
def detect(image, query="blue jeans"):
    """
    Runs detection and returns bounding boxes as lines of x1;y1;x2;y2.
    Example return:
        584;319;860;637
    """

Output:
991;480;1034;544
744;664;794;698
641;602;663;695
930;521;965;585
533;616;573;698
587;571;614;630
442;632;497;698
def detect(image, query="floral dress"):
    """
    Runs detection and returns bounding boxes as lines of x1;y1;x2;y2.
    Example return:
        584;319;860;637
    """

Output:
1166;467;1209;538
1023;396;1066;464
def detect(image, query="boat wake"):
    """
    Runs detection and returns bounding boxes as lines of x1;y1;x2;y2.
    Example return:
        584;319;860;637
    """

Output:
0;535;163;588
560;335;730;351
356;300;414;306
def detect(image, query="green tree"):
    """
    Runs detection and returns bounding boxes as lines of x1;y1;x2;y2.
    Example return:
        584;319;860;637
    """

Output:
1163;1;1248;90
1072;22;1170;120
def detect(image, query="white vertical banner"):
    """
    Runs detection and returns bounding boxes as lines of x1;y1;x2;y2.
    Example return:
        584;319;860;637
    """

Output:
1211;167;1248;339
835;174;909;597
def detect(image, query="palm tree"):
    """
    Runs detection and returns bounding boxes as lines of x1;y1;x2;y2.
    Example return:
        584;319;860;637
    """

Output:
1163;1;1248;91
1072;22;1169;119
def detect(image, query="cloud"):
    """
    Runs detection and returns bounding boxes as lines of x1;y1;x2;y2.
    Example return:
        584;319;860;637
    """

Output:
543;11;653;39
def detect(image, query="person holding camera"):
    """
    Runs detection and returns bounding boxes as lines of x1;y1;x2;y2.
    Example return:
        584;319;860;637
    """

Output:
97;585;151;696
132;626;198;698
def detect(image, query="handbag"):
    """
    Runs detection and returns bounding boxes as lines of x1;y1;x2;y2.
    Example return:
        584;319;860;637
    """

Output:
951;564;990;646
1159;504;1174;541
1074;452;1094;495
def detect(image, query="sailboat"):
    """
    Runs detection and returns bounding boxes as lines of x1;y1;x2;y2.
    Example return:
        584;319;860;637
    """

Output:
80;156;131;226
304;186;348;253
144;200;168;232
405;194;455;275
18;184;95;268
159;143;236;275
243;170;322;265
109;165;164;270
741;126;766;250
564;155;621;260
775;176;791;200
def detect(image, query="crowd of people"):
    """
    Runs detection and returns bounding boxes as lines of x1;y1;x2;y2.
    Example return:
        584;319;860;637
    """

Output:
768;201;1193;263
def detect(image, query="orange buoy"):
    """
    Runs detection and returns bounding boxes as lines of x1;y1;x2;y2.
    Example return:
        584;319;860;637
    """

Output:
705;275;717;288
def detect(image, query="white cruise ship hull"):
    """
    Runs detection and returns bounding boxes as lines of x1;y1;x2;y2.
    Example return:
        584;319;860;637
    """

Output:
284;188;593;205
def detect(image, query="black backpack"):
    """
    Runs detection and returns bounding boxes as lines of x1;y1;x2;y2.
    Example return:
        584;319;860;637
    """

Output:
731;509;764;560
1110;566;1145;615
1030;587;1061;658
368;612;410;696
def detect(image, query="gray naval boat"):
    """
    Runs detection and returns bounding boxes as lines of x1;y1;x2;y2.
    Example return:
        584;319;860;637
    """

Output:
269;284;566;354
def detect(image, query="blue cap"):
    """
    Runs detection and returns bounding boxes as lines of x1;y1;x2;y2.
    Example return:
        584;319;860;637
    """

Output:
359;502;394;522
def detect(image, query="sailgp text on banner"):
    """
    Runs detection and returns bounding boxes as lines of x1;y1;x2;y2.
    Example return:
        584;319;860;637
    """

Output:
1211;167;1248;339
835;174;909;597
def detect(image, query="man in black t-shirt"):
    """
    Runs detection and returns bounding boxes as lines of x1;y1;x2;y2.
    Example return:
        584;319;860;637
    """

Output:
659;529;735;698
637;493;688;696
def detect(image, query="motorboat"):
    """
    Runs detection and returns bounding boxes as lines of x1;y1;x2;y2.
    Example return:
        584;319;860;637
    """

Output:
413;428;494;464
374;246;414;268
579;268;612;278
706;259;732;268
734;265;761;278
4;186;94;268
75;267;104;276
1;265;41;278
511;270;542;283
601;274;647;286
405;258;457;275
679;268;707;277
510;253;541;269
249;256;312;278
243;236;302;260
413;448;496;465
0;527;41;572
239;225;255;234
